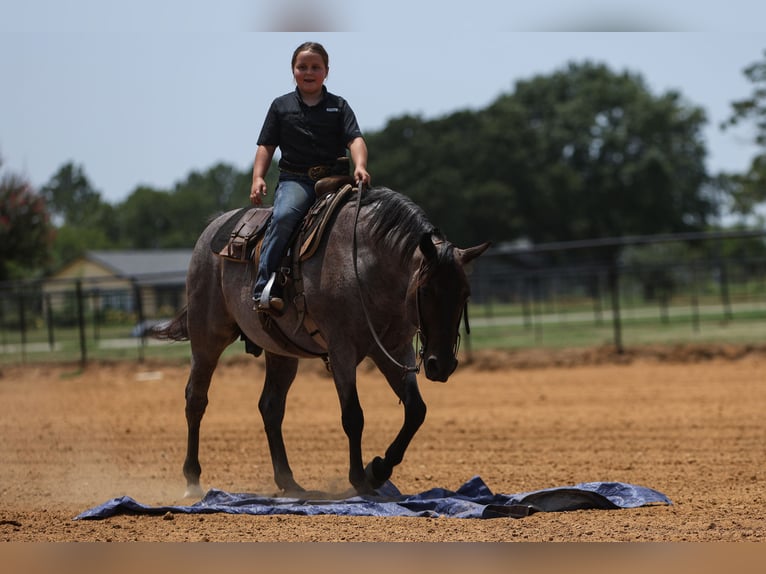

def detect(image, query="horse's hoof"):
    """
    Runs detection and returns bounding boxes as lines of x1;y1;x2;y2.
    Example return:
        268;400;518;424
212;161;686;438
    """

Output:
281;485;307;497
364;456;392;490
352;482;377;496
278;477;306;496
184;484;204;499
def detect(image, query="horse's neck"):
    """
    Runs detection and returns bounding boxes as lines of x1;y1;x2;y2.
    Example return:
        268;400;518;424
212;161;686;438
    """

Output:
401;250;425;325
355;243;420;327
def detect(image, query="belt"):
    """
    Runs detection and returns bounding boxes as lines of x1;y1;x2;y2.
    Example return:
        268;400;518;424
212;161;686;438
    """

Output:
280;160;348;181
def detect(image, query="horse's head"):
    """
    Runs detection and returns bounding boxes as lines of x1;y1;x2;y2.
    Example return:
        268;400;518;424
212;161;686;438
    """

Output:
412;233;491;382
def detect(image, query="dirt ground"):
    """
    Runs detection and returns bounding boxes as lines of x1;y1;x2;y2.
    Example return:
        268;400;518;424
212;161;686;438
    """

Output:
1;343;765;542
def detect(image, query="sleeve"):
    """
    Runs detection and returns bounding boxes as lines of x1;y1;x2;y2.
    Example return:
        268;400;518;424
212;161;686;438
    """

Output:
256;100;280;146
340;99;363;145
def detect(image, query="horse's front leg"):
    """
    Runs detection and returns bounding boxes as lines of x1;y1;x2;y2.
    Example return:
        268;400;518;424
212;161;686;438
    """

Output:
260;352;304;494
366;347;427;489
330;357;368;493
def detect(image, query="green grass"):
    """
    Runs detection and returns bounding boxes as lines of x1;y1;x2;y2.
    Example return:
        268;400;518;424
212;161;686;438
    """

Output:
464;305;766;350
0;334;252;365
465;317;766;351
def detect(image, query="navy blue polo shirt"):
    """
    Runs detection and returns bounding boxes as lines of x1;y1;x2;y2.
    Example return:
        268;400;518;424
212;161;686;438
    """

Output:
257;86;363;170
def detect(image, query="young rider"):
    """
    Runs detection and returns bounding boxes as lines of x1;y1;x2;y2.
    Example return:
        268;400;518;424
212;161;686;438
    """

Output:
250;41;371;312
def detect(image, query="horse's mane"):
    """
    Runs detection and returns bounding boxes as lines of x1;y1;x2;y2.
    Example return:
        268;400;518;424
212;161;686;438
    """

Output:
357;187;443;264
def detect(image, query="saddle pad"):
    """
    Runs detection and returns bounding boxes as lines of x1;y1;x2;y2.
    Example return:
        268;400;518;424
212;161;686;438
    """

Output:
299;183;354;261
211;208;272;261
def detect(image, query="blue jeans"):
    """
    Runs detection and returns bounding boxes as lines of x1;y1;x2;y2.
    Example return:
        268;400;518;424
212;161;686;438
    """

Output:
253;176;316;299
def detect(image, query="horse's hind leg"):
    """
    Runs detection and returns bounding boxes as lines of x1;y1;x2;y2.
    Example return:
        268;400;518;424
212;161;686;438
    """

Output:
259;352;304;493
182;353;219;498
366;351;427;489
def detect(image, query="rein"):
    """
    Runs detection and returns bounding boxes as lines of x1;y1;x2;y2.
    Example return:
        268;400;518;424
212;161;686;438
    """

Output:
352;182;422;376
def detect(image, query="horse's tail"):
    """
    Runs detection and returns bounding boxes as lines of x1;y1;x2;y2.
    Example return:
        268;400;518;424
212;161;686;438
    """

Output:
151;306;189;341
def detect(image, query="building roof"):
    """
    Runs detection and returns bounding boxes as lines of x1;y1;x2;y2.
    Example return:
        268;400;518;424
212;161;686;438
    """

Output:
86;250;192;278
82;250;192;286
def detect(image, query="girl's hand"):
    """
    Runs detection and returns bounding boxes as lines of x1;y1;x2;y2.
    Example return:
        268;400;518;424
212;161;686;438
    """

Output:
354;167;371;187
250;178;267;206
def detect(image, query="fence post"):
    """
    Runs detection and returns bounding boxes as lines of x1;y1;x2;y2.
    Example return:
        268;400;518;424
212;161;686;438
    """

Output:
75;280;87;368
715;238;733;322
533;275;543;344
45;293;55;350
18;289;27;363
92;288;101;341
133;280;145;363
608;263;624;353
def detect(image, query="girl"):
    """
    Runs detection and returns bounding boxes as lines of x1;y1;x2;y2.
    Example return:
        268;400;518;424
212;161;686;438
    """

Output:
250;41;370;312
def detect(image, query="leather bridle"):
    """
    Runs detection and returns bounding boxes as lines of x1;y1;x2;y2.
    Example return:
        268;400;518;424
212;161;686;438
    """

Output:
414;272;470;366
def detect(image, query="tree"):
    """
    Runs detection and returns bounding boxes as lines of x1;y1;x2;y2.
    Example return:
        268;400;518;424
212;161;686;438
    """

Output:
368;62;714;254
722;49;766;217
41;162;106;227
116;186;175;249
0;159;55;280
163;162;253;247
41;162;117;267
366;112;514;245
482;62;712;250
107;162;254;249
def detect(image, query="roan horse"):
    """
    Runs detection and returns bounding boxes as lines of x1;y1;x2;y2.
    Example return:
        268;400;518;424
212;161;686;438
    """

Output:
156;181;490;497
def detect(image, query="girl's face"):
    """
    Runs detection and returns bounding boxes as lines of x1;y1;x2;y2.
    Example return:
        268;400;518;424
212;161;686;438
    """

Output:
293;50;328;99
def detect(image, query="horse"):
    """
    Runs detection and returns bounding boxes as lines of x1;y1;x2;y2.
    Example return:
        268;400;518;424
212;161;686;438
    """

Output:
156;182;490;497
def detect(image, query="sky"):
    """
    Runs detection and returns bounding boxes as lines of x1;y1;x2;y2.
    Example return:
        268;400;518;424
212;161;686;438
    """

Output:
2;1;765;205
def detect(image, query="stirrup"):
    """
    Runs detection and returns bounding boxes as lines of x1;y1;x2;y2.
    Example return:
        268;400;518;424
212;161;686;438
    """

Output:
257;273;284;316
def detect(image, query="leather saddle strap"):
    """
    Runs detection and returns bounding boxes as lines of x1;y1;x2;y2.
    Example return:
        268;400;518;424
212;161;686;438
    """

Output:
258;312;328;361
291;234;328;349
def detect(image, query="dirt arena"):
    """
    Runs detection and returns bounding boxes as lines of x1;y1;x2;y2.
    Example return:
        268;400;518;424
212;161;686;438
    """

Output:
1;344;764;542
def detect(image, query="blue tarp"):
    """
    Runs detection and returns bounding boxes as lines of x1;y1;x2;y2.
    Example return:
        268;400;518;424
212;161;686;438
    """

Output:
75;476;671;520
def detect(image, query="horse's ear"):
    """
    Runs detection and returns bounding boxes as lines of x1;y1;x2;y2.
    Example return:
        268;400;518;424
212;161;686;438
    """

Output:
419;232;438;262
456;241;491;266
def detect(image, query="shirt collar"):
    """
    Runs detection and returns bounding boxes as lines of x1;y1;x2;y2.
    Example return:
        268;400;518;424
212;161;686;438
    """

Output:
294;85;328;107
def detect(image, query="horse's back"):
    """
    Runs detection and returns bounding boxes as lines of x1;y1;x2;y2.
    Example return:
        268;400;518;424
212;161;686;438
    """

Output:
184;211;245;338
190;210;240;272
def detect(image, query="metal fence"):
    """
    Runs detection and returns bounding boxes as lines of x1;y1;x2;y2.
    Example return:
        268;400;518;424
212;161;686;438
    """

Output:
469;229;766;351
2;230;765;365
0;272;188;367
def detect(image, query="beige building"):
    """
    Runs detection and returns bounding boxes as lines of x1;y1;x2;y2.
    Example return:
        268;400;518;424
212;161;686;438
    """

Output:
42;250;191;317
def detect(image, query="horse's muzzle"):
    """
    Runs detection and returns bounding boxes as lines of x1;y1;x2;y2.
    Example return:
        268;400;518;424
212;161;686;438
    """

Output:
424;355;458;383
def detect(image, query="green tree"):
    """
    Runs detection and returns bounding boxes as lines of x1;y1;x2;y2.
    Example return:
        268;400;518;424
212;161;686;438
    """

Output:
109;162;256;249
369;62;714;254
366;112;508;245
41;162;117;266
0;159;54;280
164;162;253;247
116;186;174;249
722;49;766;217
482;62;712;249
41;162;106;227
